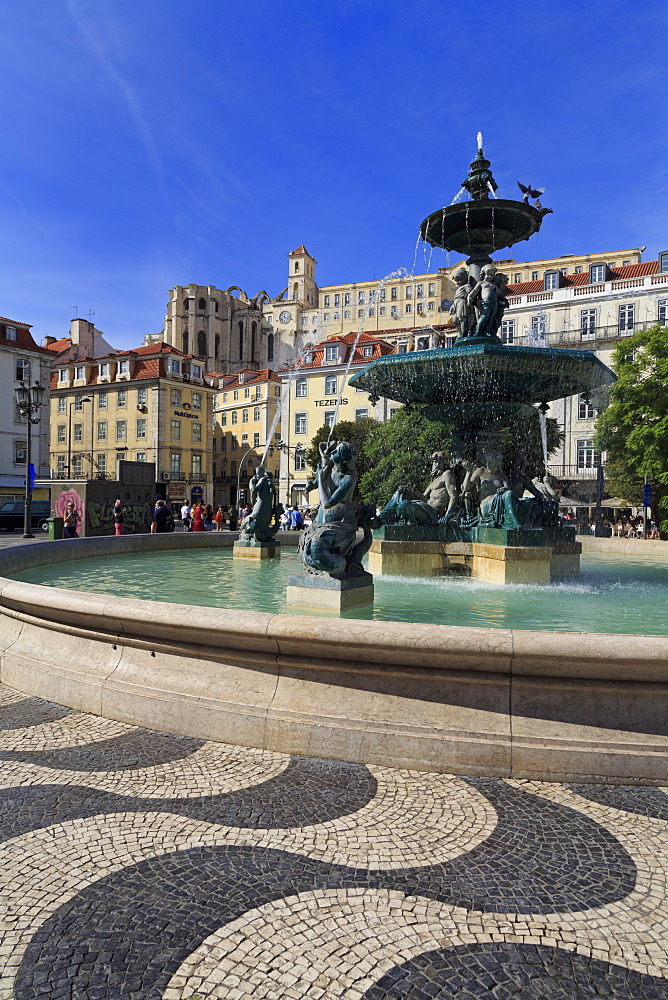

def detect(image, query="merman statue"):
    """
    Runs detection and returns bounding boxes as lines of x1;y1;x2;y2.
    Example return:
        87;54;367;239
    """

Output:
300;440;375;577
239;467;281;544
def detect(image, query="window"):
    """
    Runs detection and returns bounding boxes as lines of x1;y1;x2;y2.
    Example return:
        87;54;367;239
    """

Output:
325;375;338;395
391;287;397;300
232;435;239;450
118;360;129;375
325;345;338;362
358;291;365;304
391;306;398;318
323;313;330;321
574;266;583;273
241;432;248;444
57;454;66;475
171;388;181;406
192;364;202;379
184;298;190;310
244;387;250;399
576;439;600;469
75;365;85;380
98;392;107;409
405;304;412;313
72;455;83;477
590;264;605;283
5;326;17;341
222;392;228;403
97;454;107;475
344;292;351;306
417;337;430;351
97;421;107;441
135;453;146;463
324;410;336;428
580;309;597;338
618;304;635;331
74;395;84;411
58;369;68;383
58;397;66;414
267;332;274;362
220;412;227;427
659;299;668;324
242;408;249;423
15;403;26;424
192;454;202;476
357;309;364;318
500;319;515;344
530;271;538;281
398;341;408;354
136;418;147;439
116;419;127;442
544;271;559;290
417;283;424;297
368;307;375;317
274;385;281;397
189;391;201;411
137;387;147;406
660;252;668;274
251;407;260;424
220;437;226;451
253;432;260;448
233;390;239;401
428;302;434;312
295;377;308;398
168;359;181;375
531;313;547;337
578;395;596;419
14;358;29;382
379;306;386;316
324;295;330;307
295;412;307;435
362;345;373;357
198;297;206;311
405;285;412;299
231;410;238;425
170;453;181;476
117;390;126;407
254;385;262;400
170;419;181;440
57;424;66;443
514;273;521;283
355;408;369;421
230;460;237;478
294;451;306;471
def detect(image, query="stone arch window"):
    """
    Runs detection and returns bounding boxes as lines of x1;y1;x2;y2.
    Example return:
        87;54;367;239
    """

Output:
293;283;298;300
238;321;244;360
215;334;220;358
267;332;274;362
214;300;219;313
183;298;189;311
197;330;207;358
251;321;257;361
182;331;189;354
294;261;300;272
198;297;206;311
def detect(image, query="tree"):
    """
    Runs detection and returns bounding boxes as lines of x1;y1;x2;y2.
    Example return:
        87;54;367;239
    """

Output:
595;323;668;531
358;408;448;505
306;418;379;500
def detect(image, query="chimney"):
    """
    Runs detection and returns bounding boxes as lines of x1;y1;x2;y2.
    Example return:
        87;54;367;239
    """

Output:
69;318;95;359
43;336;56;346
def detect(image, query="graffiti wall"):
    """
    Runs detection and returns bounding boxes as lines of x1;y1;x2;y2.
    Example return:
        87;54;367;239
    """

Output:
52;483;155;536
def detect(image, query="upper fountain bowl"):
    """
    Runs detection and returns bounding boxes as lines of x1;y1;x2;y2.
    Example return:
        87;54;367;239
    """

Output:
420;199;544;256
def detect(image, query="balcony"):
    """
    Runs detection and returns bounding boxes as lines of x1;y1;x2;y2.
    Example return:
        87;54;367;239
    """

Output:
547;464;601;481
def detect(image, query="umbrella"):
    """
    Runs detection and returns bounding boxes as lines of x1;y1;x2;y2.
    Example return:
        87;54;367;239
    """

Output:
601;498;630;508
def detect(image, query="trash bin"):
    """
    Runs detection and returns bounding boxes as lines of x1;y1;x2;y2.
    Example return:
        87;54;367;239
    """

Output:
47;516;64;540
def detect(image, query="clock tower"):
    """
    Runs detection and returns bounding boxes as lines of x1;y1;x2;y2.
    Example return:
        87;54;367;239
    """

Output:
287;245;318;307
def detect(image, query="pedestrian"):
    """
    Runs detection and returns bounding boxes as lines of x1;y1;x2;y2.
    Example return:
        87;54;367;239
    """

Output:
151;499;174;533
290;506;303;531
192;502;206;532
113;497;125;536
180;501;192;532
63;502;80;539
203;503;214;531
228;503;239;530
214;506;226;531
280;506;290;530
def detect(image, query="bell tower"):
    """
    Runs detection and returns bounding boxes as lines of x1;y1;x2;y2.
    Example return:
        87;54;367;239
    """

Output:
287;245;318;306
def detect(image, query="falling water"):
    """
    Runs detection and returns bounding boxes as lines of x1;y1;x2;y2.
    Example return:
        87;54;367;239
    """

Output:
535;406;550;475
260;328;322;466
450;187;466;205
487;181;497;198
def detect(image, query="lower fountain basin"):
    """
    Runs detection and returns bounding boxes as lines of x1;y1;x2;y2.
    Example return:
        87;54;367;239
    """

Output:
350;342;616;407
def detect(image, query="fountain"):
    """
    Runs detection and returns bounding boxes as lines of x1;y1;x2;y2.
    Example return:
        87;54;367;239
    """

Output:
349;140;615;584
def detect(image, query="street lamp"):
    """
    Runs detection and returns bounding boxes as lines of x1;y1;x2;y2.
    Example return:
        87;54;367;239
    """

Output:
14;379;46;539
68;397;92;479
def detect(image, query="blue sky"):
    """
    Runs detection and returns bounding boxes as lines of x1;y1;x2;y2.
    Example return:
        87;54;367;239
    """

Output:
1;0;666;350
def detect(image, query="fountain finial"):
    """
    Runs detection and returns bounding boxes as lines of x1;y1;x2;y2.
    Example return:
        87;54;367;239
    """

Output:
462;145;498;201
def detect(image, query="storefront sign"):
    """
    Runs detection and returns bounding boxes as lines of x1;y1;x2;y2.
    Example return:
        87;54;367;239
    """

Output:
314;398;348;406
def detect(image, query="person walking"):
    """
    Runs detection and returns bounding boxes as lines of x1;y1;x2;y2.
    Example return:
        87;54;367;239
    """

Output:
290;506;303;531
192;502;206;532
228;503;239;531
214;506;226;531
63;502;80;539
180;501;192;532
113;497;125;536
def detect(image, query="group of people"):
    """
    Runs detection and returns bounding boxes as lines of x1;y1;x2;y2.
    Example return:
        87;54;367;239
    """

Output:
279;505;311;530
561;510;661;539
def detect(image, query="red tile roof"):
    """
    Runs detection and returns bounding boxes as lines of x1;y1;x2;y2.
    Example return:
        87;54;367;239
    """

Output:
283;335;395;371
218;368;283;388
43;337;72;353
506;260;659;295
0;317;52;355
48;342;210;390
288;245;313;257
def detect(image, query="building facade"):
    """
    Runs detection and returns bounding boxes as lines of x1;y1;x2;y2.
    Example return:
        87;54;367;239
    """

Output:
48;343;216;508
0;315;52;501
212;369;283;506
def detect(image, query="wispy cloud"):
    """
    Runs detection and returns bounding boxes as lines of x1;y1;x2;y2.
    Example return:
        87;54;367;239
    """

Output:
66;0;168;200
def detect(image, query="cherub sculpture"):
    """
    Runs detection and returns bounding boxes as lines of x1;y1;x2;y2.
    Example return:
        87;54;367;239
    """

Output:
450;269;476;340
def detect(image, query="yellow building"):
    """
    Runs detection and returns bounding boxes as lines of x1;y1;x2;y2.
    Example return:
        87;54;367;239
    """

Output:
212;368;283;505
277;332;395;505
49;343;215;507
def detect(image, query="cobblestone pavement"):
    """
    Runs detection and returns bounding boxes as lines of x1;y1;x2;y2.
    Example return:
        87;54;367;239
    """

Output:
1;683;667;999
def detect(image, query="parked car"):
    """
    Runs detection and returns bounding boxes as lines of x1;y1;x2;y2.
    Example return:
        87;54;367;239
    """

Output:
0;500;52;532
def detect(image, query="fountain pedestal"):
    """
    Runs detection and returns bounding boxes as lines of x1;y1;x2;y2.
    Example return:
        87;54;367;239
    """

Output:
286;572;374;612
233;539;280;560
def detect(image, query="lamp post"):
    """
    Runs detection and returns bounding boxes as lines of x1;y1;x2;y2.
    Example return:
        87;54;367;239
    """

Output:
14;379;46;539
67;397;92;479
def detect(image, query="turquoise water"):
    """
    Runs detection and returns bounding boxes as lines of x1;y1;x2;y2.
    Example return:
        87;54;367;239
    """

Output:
11;549;668;635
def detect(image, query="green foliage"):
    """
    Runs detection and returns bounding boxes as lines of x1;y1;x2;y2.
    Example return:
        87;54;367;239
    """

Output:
595;324;668;518
502;415;563;478
358;408;448;504
306;418;379;500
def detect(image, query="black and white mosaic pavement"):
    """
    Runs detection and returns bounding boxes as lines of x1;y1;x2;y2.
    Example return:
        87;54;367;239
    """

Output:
1;683;667;999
